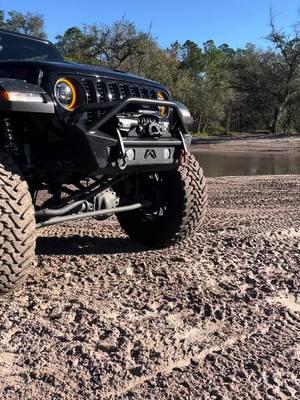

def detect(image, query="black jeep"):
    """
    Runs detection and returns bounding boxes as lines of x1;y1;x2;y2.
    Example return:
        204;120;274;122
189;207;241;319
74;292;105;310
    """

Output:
0;29;207;294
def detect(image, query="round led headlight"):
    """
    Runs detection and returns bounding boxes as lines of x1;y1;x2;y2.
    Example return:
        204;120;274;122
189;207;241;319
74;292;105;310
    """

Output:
157;91;169;118
54;78;77;110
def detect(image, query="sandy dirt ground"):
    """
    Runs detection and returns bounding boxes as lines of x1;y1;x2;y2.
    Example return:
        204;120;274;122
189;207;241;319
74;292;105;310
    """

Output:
192;135;300;153
0;175;299;399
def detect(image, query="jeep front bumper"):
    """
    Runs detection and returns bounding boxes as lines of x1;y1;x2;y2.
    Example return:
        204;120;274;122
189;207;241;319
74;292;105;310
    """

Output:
66;98;193;174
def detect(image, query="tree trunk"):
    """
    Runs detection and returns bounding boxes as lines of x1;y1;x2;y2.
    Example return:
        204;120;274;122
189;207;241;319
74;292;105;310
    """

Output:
226;107;232;135
201;116;208;133
271;98;289;133
197;112;203;133
239;111;242;133
285;105;293;134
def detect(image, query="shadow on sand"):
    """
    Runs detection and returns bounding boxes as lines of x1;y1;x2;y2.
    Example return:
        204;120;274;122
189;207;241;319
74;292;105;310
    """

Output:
36;235;150;256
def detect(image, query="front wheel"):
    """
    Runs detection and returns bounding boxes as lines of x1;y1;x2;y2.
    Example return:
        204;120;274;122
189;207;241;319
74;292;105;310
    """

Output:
0;152;36;294
117;152;208;247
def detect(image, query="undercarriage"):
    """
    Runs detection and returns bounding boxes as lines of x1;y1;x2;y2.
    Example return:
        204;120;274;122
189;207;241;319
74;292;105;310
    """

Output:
34;175;141;228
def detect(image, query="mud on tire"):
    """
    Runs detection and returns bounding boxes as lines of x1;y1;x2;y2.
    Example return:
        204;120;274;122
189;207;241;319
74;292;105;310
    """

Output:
0;152;36;294
117;152;208;247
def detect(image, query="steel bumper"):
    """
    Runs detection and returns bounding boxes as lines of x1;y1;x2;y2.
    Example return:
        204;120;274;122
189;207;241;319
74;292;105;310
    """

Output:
66;98;192;174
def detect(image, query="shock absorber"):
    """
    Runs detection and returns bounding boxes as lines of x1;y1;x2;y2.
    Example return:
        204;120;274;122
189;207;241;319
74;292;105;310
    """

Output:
1;117;34;167
1;117;21;157
23;126;33;168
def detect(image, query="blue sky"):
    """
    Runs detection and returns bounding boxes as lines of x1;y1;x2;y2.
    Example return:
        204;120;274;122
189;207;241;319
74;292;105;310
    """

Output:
1;0;299;49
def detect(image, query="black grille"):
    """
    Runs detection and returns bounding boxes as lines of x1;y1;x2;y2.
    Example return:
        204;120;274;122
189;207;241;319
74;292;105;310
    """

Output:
93;80;162;103
119;83;129;99
149;89;157;99
96;81;106;102
82;80;94;104
82;80;96;123
107;82;118;101
141;88;149;98
80;78;167;123
129;86;139;97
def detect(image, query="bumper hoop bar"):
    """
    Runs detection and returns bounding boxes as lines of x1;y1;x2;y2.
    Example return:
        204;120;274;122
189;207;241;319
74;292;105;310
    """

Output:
68;97;189;152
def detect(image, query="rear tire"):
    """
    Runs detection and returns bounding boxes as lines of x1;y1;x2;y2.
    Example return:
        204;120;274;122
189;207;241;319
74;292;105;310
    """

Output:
117;152;207;247
0;152;36;294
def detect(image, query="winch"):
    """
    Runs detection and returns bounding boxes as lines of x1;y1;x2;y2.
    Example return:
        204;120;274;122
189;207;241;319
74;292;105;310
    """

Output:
117;113;169;138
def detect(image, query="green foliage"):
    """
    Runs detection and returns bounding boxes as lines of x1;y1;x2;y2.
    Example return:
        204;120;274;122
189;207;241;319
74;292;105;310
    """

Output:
0;9;46;39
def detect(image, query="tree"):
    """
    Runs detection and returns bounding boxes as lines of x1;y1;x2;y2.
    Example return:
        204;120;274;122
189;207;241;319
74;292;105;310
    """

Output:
177;40;234;133
56;20;154;69
0;9;46;39
56;27;93;63
230;15;300;134
180;40;204;73
267;16;300;132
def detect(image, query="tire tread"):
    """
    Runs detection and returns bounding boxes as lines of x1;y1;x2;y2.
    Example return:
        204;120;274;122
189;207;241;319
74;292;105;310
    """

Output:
0;152;36;294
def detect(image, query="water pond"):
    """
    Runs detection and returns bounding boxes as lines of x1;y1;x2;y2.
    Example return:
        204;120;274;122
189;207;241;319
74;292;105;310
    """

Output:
193;150;300;177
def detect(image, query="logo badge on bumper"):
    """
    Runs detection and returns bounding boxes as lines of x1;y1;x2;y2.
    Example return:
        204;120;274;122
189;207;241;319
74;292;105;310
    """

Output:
144;149;157;159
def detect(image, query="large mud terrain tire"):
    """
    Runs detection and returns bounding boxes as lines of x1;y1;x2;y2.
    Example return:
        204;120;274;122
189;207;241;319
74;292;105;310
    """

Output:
117;152;207;247
0;153;36;294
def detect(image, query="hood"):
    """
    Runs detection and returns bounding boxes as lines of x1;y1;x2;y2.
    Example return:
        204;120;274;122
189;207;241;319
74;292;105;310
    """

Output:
0;59;166;89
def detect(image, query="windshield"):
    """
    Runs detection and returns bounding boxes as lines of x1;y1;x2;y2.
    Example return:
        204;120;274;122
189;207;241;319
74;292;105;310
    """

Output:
0;31;63;61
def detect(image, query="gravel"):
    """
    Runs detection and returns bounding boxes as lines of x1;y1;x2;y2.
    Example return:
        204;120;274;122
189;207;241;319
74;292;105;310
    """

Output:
0;175;299;399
